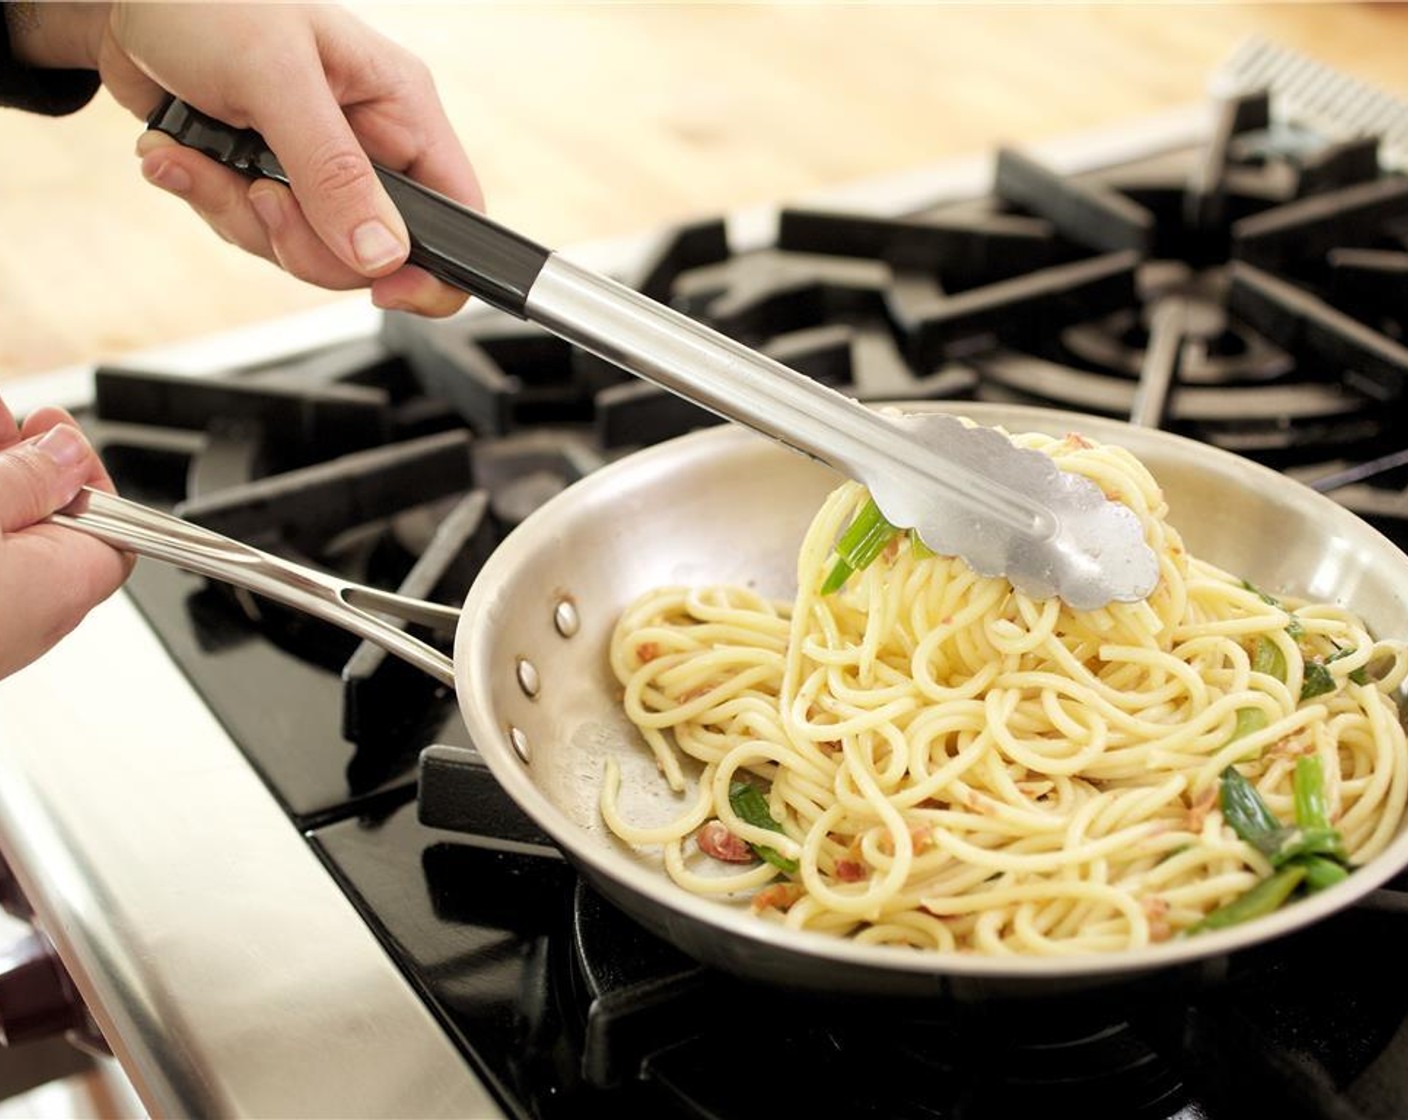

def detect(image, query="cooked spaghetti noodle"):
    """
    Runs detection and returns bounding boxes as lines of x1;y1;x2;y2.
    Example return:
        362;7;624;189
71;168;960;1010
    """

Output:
603;428;1408;954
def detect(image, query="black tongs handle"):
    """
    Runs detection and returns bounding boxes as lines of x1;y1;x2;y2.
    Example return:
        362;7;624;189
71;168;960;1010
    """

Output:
146;96;550;317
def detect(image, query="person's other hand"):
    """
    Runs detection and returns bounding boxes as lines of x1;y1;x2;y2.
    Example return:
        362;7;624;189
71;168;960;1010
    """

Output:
12;3;482;317
0;397;133;680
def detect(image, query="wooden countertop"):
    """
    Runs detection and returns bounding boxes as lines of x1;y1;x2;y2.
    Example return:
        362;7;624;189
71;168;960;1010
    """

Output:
4;2;1407;384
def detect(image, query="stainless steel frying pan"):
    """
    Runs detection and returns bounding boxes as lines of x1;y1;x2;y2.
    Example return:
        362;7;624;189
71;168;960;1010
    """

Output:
57;401;1408;999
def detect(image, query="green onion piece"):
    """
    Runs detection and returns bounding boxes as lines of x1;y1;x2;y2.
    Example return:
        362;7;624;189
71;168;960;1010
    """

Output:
1231;708;1269;742
1218;765;1347;867
1252;637;1287;683
728;781;799;874
910;534;935;560
1219;765;1283;858
1292;756;1330;830
821;498;899;594
1191;865;1307;932
1300;661;1336;701
1240;579;1304;639
1273;826;1346;866
836;498;898;568
1300;855;1350;892
1283;756;1347;865
820;557;855;596
1327;646;1371;686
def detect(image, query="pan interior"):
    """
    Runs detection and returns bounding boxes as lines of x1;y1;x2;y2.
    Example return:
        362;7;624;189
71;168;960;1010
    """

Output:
455;402;1408;979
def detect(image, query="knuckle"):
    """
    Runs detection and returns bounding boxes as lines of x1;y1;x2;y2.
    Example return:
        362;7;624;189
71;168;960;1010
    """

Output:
303;140;373;203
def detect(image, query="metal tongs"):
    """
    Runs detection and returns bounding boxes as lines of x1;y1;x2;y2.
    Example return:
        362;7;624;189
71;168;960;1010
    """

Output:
147;98;1159;609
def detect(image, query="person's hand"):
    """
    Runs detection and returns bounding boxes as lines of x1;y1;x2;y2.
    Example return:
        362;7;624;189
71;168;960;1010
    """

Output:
10;3;482;318
0;396;133;681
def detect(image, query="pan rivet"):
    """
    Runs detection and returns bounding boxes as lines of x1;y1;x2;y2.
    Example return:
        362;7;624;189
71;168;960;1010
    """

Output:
508;725;531;764
553;599;579;638
515;657;540;699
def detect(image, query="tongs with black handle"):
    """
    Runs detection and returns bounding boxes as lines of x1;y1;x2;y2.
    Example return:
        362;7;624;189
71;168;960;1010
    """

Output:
146;96;1159;610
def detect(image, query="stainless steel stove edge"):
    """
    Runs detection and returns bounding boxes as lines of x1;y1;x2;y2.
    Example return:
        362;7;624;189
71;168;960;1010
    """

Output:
0;591;505;1119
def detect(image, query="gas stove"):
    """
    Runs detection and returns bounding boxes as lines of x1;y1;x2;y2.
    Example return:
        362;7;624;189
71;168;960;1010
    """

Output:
3;39;1408;1120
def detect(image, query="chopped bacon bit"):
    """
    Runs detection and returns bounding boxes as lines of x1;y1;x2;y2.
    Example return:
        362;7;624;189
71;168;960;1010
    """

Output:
696;820;754;863
835;859;868;882
1185;785;1218;832
874;825;933;857
635;641;660;663
959;788;997;815
1143;896;1172;943
1064;432;1094;450
1268;735;1315;760
883;535;902;561
752;883;804;913
818;740;841;754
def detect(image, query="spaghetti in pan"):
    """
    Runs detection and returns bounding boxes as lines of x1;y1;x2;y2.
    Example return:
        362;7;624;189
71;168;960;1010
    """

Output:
602;427;1408;956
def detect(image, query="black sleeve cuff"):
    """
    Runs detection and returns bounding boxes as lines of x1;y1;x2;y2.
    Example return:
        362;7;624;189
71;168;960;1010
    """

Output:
0;4;101;116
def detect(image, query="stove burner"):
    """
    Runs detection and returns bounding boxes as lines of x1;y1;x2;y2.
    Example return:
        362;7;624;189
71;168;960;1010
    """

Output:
566;881;1195;1118
1060;263;1293;386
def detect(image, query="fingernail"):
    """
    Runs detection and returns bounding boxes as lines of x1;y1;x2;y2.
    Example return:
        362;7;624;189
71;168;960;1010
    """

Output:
249;187;284;233
34;425;89;470
144;157;193;195
351;219;406;272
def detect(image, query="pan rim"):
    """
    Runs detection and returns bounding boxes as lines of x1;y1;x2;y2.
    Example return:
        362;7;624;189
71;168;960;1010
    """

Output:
456;402;1408;979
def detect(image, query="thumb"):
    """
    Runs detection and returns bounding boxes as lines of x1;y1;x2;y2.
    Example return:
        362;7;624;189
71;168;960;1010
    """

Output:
253;89;410;278
0;425;94;533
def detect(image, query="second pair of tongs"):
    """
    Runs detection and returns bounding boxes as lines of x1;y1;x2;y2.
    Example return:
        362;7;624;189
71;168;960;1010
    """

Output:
147;97;1158;610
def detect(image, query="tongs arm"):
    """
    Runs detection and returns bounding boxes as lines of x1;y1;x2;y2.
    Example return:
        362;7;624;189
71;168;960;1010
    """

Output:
53;488;459;687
